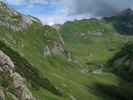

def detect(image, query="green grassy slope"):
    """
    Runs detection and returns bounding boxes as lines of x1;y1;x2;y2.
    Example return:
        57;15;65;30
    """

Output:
59;18;133;100
1;2;133;99
60;18;133;67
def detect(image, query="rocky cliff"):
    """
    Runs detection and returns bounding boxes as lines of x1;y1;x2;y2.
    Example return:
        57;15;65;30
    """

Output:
0;50;35;100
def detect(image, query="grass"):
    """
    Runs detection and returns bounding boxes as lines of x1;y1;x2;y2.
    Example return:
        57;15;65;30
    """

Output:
0;13;133;100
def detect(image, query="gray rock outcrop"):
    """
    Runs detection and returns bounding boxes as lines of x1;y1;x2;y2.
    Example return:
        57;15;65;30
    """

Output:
0;50;35;100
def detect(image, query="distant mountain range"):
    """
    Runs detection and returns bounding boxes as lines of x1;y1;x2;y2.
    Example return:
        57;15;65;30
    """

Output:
0;1;133;100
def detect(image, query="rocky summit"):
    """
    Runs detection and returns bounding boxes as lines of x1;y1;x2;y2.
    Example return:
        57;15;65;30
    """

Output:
0;1;41;31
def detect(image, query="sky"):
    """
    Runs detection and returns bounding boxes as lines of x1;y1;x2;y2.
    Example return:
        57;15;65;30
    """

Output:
1;0;133;25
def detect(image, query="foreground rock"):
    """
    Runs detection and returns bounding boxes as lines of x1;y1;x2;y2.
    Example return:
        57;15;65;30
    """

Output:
0;50;35;100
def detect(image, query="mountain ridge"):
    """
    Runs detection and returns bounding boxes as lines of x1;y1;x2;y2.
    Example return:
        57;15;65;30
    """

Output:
0;1;42;31
0;1;133;100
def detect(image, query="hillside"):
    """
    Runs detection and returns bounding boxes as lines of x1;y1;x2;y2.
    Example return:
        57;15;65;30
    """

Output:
0;1;133;100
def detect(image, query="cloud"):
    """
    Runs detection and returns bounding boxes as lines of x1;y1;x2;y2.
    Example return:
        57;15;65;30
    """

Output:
38;0;133;25
4;0;51;5
4;0;25;5
3;0;133;25
28;0;49;5
2;0;54;6
37;13;91;25
60;0;133;17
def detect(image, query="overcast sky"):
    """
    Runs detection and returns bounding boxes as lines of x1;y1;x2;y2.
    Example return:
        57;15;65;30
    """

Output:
2;0;133;25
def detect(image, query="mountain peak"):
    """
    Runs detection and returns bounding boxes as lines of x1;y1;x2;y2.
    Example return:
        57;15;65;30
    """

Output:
118;8;133;16
0;1;42;31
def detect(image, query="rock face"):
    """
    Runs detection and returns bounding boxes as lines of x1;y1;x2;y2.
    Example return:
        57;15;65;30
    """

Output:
0;50;35;100
43;34;72;62
0;1;41;32
0;88;5;100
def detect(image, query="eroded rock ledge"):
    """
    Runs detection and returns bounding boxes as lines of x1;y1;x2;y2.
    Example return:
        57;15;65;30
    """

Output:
0;50;35;100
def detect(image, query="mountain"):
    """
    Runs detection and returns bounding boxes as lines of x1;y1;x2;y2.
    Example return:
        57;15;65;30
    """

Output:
103;8;133;35
107;42;133;82
0;2;133;100
117;8;133;16
0;1;41;31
